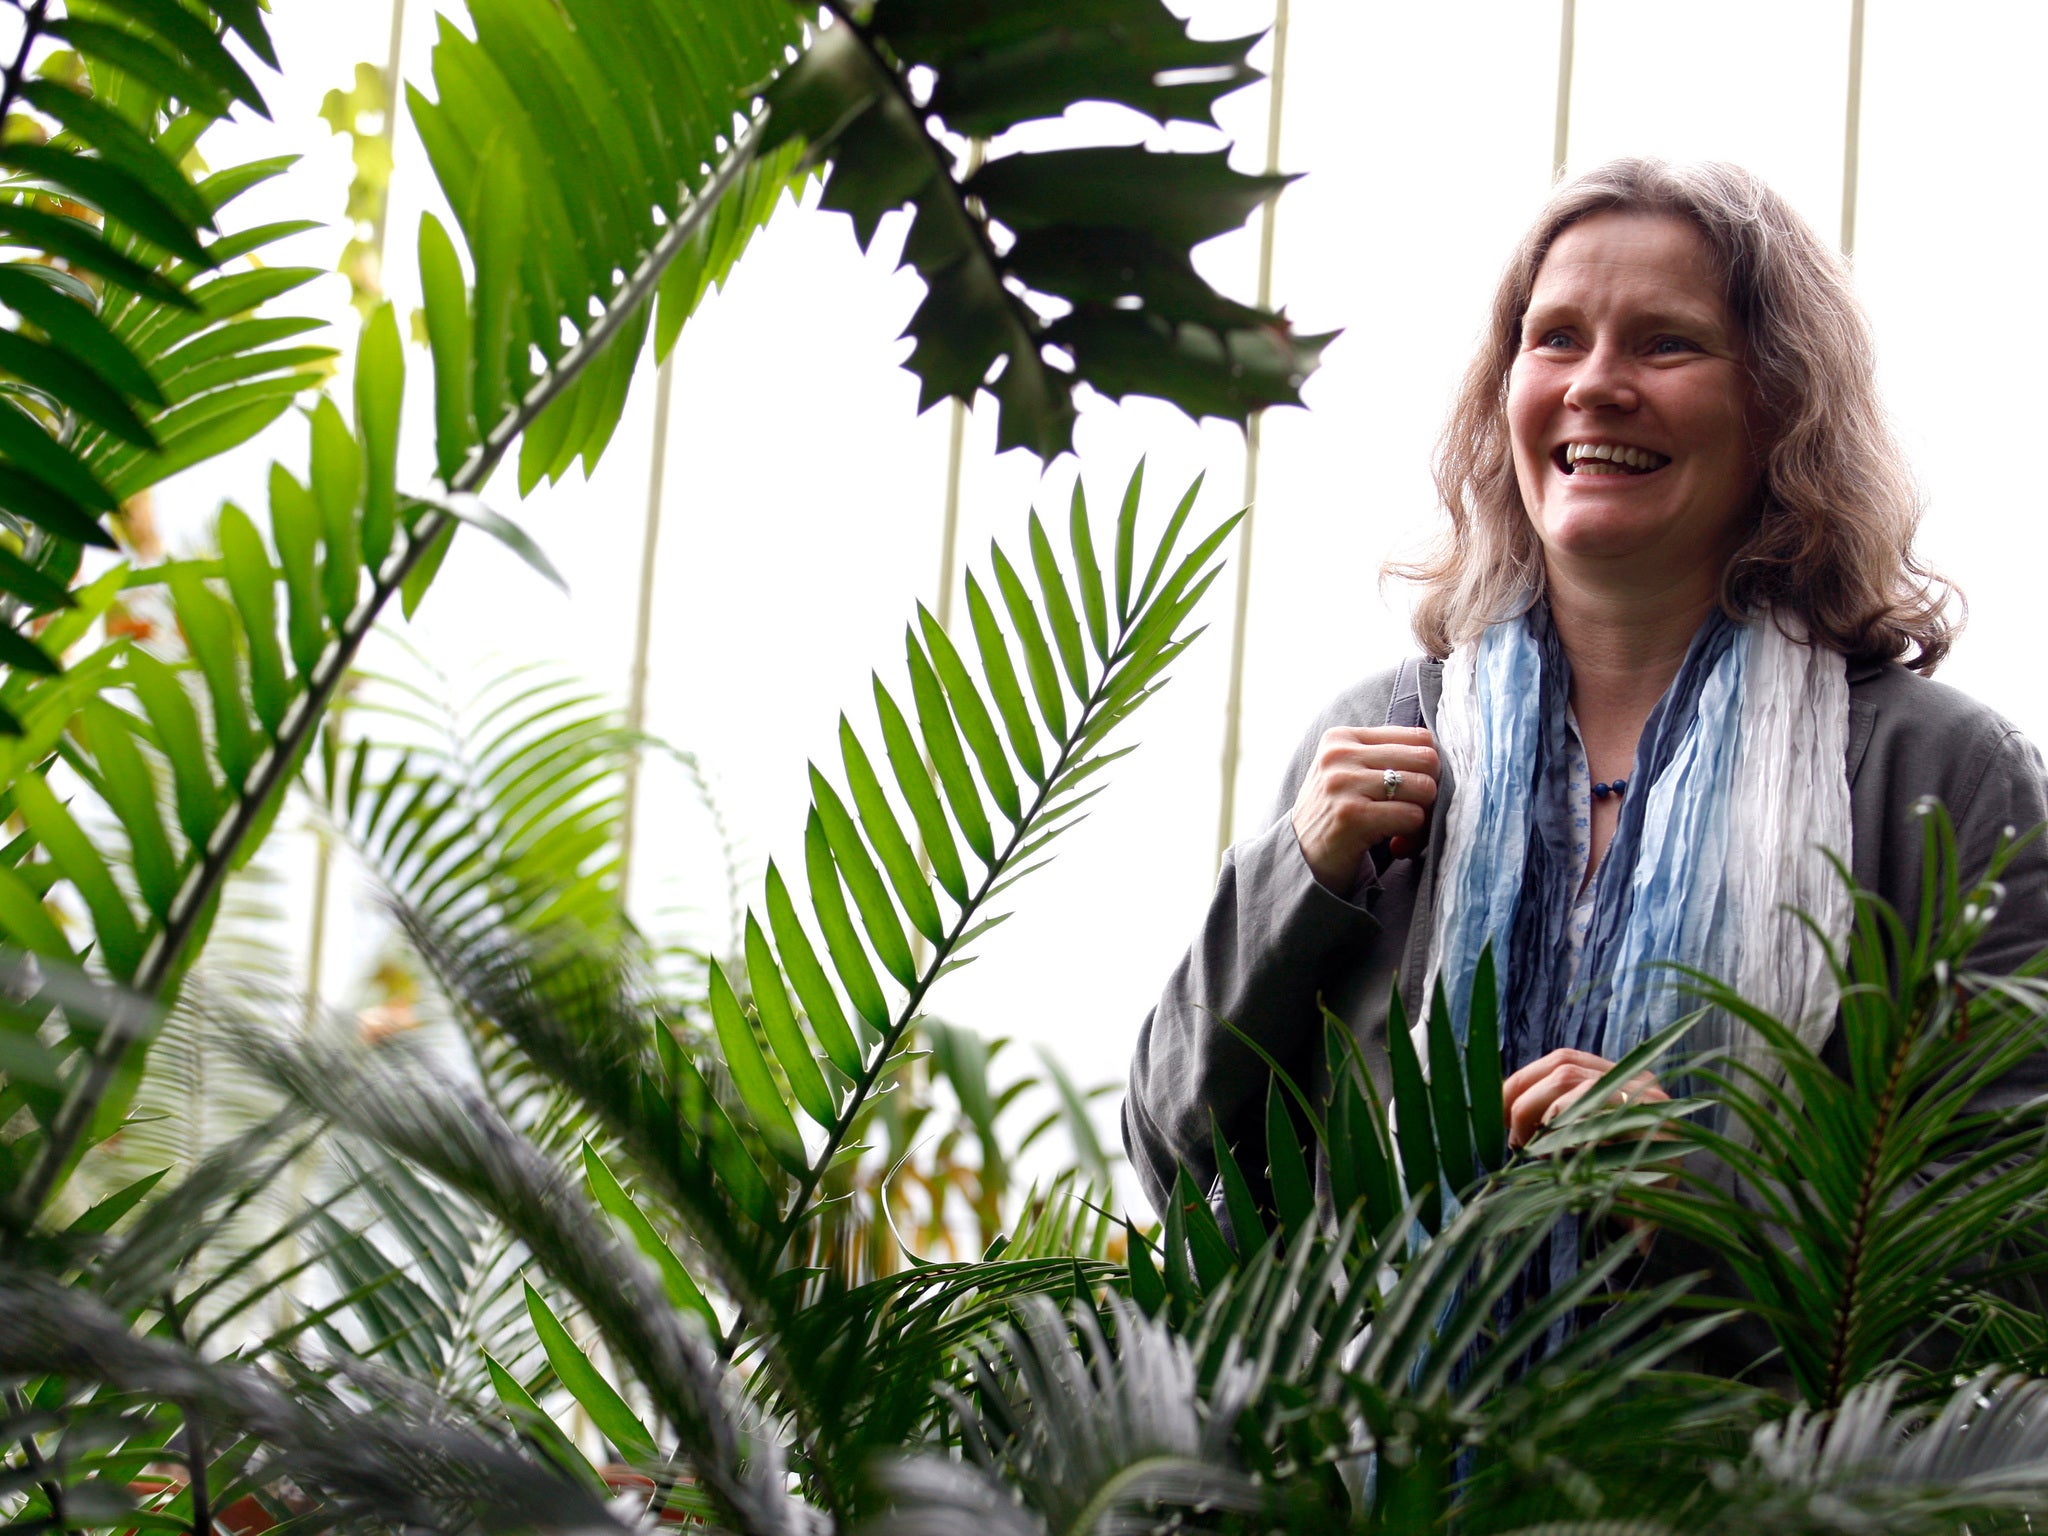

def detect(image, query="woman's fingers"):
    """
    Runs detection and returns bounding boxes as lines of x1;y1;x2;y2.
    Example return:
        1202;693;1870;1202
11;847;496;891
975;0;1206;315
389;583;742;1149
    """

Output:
1503;1049;1667;1150
1289;726;1441;893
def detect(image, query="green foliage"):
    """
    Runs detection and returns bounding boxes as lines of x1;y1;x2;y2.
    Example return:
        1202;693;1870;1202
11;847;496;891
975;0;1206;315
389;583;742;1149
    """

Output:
758;1;1334;456
1632;810;2048;1410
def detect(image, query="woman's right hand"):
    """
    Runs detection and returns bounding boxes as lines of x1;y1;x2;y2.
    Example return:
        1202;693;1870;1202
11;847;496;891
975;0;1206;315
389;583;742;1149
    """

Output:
1289;726;1439;894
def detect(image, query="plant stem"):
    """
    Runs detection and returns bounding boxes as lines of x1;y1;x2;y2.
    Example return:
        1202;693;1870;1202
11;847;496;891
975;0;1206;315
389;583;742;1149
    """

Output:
1839;0;1866;256
10;127;768;1231
1213;0;1289;863
1551;0;1575;182
8;1386;68;1536
618;352;675;912
742;622;1130;1324
1822;987;1924;1409
0;1;50;129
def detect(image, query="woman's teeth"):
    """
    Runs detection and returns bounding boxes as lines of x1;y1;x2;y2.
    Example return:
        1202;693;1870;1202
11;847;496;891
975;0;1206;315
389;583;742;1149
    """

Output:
1562;442;1669;475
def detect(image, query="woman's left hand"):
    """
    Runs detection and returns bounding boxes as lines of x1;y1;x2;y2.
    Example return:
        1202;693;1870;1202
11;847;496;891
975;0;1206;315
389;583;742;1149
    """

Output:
1502;1048;1668;1150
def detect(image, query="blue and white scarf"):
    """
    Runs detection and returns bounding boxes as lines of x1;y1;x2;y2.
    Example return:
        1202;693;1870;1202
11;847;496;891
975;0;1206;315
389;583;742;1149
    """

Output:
1426;604;1853;1088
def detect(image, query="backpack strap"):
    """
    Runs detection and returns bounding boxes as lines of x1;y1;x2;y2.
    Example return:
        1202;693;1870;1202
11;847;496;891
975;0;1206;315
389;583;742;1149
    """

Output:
1385;654;1423;730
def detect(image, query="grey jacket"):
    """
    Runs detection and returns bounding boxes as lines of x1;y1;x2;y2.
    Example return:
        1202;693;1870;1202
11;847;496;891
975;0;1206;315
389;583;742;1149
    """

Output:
1124;657;2048;1218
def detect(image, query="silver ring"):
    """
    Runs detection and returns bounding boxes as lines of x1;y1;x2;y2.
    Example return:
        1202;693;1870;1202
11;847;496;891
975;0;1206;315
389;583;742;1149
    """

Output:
1381;768;1404;801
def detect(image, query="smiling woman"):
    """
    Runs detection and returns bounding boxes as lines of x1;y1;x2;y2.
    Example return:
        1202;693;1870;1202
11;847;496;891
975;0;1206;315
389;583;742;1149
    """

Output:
1125;157;2048;1368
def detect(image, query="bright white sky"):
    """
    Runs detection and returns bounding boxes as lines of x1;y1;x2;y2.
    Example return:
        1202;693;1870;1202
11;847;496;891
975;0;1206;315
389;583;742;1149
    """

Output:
155;2;2048;1217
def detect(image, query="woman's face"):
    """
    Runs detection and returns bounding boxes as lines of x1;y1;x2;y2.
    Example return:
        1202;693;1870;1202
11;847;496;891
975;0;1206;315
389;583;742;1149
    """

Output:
1505;211;1755;589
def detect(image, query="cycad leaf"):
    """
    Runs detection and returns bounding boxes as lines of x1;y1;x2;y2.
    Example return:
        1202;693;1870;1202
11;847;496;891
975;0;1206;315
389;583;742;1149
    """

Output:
838;718;945;944
467;137;528;429
580;1143;720;1338
804;810;889;1032
1386;987;1441;1231
744;913;837;1129
1465;943;1506;1171
125;649;217;848
0;144;208;266
0;264;162;404
268;465;325;679
1112;458;1143;621
81;699;177;920
483;1350;603;1489
764;859;861;1078
917;603;1021;827
1265;1075;1313;1243
355;302;403;568
417;212;476;481
1132;471;1202;615
0;331;155;451
872;676;968;908
990;544;1066;741
809;766;916;987
165;568;256;792
906;631;994;867
1209;1115;1266;1258
522;1281;658;1463
1068;479;1109;661
1427;978;1476;1197
964;573;1045;785
309;398;362;626
11;771;142;979
1027;510;1089;699
216;503;287;736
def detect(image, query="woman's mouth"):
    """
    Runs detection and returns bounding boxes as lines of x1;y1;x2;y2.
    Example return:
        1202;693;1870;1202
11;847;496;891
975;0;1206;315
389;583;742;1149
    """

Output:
1553;442;1672;476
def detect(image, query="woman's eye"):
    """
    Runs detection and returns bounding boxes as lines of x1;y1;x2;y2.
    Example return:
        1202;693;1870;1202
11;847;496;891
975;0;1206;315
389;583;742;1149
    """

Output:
1536;329;1573;349
1652;335;1699;354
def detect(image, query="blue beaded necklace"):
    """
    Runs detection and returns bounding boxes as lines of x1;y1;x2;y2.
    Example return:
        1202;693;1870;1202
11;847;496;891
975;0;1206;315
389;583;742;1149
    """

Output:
1592;777;1628;800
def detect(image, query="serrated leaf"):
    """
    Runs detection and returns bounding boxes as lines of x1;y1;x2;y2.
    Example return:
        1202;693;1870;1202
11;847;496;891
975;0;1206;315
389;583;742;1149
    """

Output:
1427;976;1476;1198
1466;943;1507;1172
522;1282;656;1462
468;135;527;429
581;1143;719;1337
1210;1115;1266;1258
1386;987;1440;1232
1265;1074;1313;1243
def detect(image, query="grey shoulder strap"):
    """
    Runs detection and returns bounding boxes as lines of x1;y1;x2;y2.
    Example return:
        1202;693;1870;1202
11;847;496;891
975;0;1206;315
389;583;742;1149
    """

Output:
1385;655;1423;730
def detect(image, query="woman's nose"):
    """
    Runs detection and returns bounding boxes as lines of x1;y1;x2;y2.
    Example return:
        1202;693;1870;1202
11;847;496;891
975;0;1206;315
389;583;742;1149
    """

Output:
1563;344;1639;412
